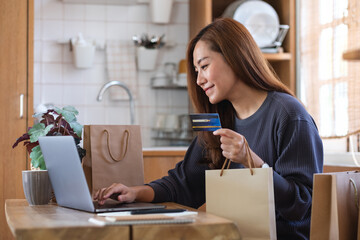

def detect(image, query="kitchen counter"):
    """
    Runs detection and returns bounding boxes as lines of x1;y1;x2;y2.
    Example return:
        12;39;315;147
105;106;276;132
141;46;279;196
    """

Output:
143;147;187;157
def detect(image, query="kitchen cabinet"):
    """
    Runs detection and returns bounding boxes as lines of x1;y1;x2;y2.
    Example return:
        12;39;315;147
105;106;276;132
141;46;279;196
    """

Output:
143;148;186;183
189;0;297;94
0;0;34;239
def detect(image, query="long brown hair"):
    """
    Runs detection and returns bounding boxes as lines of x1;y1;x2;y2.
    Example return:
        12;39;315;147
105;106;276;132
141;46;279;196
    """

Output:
186;18;294;169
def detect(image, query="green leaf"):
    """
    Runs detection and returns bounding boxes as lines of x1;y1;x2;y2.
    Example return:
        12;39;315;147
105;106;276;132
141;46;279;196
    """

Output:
30;145;46;170
55;106;78;123
28;123;54;142
32;112;44;119
70;122;83;138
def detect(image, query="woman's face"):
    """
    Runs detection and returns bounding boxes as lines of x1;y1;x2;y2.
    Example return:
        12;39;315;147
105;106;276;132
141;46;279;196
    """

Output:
193;40;239;104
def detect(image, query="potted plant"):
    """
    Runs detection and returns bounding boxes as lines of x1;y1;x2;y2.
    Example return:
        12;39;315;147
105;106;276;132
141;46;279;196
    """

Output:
12;105;85;205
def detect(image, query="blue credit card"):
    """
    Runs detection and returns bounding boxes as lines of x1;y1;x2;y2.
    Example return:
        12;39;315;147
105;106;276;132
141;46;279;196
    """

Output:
189;113;222;131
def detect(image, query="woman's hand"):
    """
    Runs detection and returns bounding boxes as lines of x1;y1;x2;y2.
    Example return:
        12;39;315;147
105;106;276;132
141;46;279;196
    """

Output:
213;128;264;168
93;183;136;205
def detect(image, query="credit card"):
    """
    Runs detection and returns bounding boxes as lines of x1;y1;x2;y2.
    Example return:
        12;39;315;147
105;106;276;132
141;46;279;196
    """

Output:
189;113;221;131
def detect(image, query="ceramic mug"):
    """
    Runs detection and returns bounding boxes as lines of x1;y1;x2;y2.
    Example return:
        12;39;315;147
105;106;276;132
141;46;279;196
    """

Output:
165;114;180;131
155;113;167;129
22;170;52;205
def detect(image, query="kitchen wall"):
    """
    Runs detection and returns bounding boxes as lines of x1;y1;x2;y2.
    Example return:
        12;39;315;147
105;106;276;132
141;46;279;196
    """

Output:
34;0;189;147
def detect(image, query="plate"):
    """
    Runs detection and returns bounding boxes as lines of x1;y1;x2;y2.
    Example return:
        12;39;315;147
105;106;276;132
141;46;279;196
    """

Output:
222;0;247;18
233;0;280;48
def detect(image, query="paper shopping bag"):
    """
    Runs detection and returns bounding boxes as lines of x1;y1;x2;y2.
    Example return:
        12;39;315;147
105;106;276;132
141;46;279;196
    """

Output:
310;171;360;240
358;194;360;240
206;166;277;240
82;125;144;195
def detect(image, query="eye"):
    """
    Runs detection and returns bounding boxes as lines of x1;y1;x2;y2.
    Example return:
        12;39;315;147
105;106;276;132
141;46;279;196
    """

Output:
201;64;208;70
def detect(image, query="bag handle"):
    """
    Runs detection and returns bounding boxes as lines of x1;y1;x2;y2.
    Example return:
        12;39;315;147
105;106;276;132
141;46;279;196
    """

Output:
103;129;130;162
220;137;255;176
349;178;359;209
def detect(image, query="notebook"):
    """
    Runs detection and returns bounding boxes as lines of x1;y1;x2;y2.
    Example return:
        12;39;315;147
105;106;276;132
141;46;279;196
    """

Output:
89;215;195;226
38;136;165;213
89;211;197;226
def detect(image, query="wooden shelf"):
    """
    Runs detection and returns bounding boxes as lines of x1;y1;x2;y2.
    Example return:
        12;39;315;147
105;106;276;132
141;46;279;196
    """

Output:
189;0;297;94
263;52;291;61
151;85;187;90
343;49;360;61
61;0;148;4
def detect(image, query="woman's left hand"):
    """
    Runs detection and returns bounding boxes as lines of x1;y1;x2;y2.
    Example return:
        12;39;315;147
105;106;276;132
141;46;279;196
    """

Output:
213;128;264;168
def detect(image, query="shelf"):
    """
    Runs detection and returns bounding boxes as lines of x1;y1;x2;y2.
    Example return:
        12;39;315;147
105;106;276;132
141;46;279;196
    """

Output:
263;52;291;61
343;49;360;61
151;77;187;89
151;84;187;89
62;0;148;4
189;0;297;94
151;128;193;142
62;0;184;4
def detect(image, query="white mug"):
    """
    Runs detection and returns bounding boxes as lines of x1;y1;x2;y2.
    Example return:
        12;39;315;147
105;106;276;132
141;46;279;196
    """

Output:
165;114;179;131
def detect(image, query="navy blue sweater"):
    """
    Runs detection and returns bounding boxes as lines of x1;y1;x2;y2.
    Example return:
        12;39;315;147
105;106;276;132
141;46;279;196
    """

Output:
148;91;323;240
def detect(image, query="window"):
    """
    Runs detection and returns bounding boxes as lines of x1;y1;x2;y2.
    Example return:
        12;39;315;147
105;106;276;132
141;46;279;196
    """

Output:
300;0;360;153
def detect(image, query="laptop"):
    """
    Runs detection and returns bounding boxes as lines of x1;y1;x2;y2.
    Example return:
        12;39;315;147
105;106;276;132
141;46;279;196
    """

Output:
38;136;165;213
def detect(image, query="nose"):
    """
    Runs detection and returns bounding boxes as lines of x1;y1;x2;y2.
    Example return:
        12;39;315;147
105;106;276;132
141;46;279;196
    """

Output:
196;71;206;86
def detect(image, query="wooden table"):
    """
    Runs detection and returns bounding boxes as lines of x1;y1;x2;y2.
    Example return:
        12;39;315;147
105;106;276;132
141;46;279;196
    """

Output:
5;199;241;240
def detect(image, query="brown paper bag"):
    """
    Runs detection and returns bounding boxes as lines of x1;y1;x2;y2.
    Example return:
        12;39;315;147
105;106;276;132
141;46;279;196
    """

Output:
82;125;144;195
310;171;360;240
358;195;360;240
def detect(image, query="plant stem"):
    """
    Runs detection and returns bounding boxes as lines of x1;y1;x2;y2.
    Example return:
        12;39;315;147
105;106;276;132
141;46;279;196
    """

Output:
63;122;67;135
57;115;62;133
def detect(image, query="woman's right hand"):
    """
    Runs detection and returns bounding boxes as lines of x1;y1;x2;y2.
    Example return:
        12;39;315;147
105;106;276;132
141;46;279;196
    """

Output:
93;183;136;205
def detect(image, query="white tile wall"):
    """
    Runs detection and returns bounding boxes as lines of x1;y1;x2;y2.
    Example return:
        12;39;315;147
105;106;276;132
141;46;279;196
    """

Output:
34;0;189;147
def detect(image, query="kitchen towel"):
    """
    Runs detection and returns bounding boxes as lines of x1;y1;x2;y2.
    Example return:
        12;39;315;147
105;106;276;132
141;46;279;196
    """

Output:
105;40;137;100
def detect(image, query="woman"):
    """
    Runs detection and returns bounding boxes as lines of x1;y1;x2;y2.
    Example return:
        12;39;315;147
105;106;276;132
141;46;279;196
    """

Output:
94;18;323;240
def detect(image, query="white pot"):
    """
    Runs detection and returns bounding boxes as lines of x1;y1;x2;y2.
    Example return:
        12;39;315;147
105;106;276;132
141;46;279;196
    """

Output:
150;0;174;24
136;47;159;71
73;43;96;69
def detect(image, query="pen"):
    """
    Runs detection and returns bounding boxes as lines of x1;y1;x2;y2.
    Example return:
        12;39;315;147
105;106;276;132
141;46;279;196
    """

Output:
130;208;186;215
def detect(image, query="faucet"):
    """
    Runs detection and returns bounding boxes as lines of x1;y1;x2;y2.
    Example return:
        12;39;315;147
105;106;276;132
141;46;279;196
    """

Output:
97;81;135;124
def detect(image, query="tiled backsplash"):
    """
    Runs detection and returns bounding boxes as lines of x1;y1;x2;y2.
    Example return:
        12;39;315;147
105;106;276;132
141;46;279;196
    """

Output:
34;0;189;147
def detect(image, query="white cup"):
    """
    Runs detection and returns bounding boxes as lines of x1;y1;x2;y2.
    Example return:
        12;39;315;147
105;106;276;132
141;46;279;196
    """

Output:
165;114;179;131
155;113;167;129
176;73;187;87
150;0;174;24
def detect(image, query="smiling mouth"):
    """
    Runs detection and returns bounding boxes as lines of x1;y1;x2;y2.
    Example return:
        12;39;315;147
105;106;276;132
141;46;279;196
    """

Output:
204;86;214;93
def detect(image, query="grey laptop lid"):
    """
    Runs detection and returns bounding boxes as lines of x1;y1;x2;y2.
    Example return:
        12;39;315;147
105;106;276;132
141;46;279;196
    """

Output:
38;136;164;213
